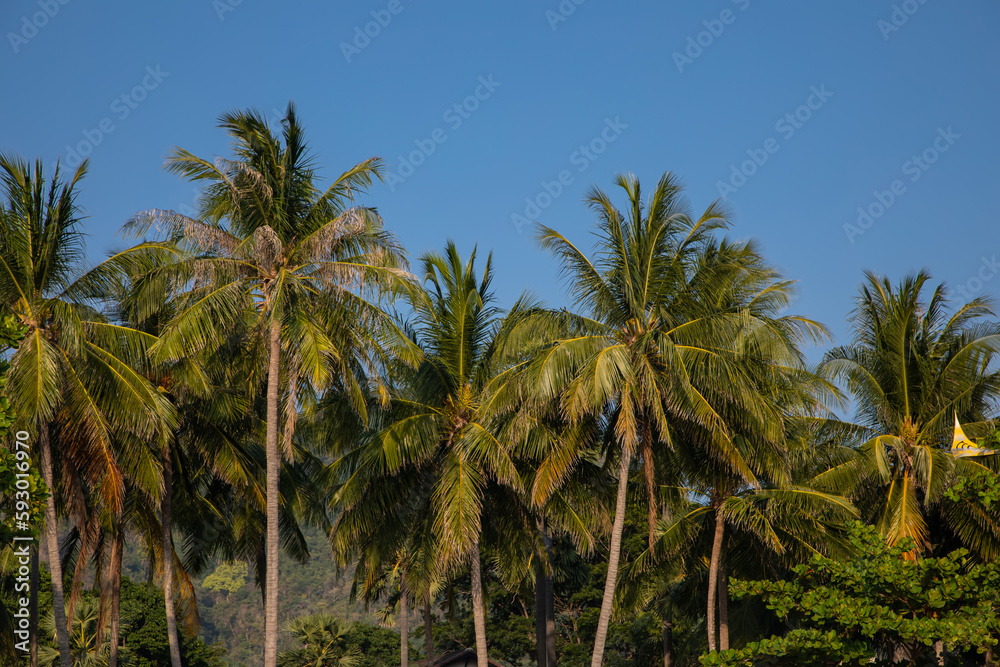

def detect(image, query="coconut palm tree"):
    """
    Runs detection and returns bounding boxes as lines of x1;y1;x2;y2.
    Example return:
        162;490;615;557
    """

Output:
647;242;851;652
527;172;793;665
125;102;414;667
0;155;176;667
333;242;546;667
815;271;1000;560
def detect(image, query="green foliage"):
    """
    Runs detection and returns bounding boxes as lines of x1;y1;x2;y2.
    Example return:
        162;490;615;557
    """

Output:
202;561;249;597
946;468;1000;509
0;315;26;440
0;314;45;548
701;523;1000;666
24;573;225;667
277;613;400;667
0;448;46;545
116;578;226;667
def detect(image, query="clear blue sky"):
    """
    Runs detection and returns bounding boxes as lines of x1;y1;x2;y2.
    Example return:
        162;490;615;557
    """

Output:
3;0;999;352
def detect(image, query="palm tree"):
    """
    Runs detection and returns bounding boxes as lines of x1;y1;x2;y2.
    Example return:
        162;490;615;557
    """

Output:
0;155;175;667
39;597;111;667
648;243;851;652
277;614;361;667
527;172;791;665
333;242;543;667
815;271;1000;560
126;103;413;667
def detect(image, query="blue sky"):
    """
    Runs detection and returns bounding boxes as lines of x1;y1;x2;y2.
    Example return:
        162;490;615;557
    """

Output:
3;0;999;353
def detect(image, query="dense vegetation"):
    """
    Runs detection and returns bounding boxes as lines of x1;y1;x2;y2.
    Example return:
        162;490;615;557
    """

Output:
1;103;999;667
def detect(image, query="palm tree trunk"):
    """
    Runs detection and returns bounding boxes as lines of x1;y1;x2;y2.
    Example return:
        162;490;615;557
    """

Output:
256;544;266;607
263;320;282;667
400;589;409;667
424;593;434;667
535;557;546;667
590;448;632;667
30;547;38;667
641;423;657;553
718;555;729;651
543;530;556;667
162;449;183;667
107;527;124;667
39;422;72;667
662;619;673;667
706;505;725;652
469;542;489;667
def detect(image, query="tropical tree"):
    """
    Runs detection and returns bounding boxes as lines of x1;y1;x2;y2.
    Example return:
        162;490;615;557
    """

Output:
815;271;1000;560
332;243;543;667
125;103;414;667
526;172;814;665
0;155;175;667
277;614;361;667
597;233;853;656
39;597;110;667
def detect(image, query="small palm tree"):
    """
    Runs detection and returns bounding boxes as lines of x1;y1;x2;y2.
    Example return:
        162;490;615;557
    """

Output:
278;615;361;667
127;103;413;667
816;271;1000;559
39;598;111;667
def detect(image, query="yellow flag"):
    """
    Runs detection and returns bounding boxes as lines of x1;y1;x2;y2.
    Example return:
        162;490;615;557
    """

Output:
951;416;996;459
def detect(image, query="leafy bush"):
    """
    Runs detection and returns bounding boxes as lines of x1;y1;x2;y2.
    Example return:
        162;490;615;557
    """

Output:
700;523;1000;667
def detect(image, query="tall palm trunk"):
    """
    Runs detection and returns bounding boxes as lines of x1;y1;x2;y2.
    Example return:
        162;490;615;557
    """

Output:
263;320;282;667
535;557;546;667
662;619;673;667
641;421;657;553
162;449;183;667
543;530;556;666
107;527;124;667
400;589;409;667
590;448;632;667
535;517;557;667
706;505;725;652
718;556;729;651
469;542;489;667
424;594;434;667
39;422;72;667
30;547;39;667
